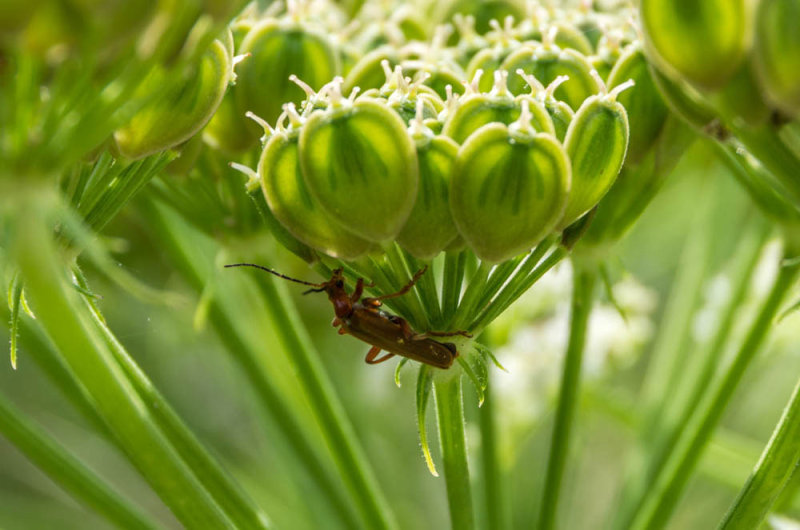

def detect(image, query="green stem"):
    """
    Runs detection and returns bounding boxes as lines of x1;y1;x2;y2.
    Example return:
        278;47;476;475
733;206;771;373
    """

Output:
479;376;509;530
718;377;800;529
648;220;769;480
147;201;364;530
449;262;492;330
0;393;161;530
13;198;234;529
537;263;597;530
402;251;443;327
629;249;800;530
73;269;272;530
435;372;476;530
254;274;398;530
441;251;467;320
470;243;565;333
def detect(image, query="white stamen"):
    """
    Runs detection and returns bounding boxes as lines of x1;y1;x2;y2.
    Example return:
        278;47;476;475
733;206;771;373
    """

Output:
545;75;569;99
245;111;274;136
590;69;608;95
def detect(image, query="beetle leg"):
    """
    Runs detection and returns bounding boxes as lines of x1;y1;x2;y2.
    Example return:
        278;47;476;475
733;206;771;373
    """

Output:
372;266;428;301
350;277;375;302
332;317;342;327
365;346;395;364
362;297;383;308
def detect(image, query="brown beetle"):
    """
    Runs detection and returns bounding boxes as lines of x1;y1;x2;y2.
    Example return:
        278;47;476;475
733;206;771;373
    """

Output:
225;264;469;369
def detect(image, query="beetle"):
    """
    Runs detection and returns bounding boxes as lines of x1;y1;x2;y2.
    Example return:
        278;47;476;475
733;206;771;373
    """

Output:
224;263;470;369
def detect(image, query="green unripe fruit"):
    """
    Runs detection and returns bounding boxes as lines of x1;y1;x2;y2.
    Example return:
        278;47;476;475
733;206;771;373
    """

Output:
650;66;717;130
559;79;632;228
299;97;418;243
503;45;602;109
438;0;524;35
754;0;800;116
343;46;399;94
641;0;748;90
515;71;574;142
607;44;668;164
114;39;230;159
549;22;594;56
443;70;555;144
236;20;339;128
450;103;571;262
261;126;372;260
397;120;460;259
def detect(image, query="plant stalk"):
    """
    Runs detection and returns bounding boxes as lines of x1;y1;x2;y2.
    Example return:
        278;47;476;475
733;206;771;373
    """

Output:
435;372;476;530
537;263;597;530
718;377;800;529
629;248;800;530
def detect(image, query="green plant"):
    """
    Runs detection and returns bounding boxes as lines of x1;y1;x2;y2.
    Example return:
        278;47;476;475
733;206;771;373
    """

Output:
2;1;800;529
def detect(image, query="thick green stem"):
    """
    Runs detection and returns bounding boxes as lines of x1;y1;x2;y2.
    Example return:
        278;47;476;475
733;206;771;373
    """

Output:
638;221;769;499
718;377;800;529
435;372;475;530
0;393;160;530
254;275;398;530
479;377;509;530
146;201;365;530
441;250;467;321
629;250;800;530
74;268;272;530
13;198;234;529
537;264;597;530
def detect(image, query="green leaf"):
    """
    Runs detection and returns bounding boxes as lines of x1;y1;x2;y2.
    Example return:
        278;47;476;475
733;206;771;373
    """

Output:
416;365;438;476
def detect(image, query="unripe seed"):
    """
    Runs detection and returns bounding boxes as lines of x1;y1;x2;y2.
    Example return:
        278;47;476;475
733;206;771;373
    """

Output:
640;0;748;90
114;38;230;159
607;44;667;164
442;70;554;144
502;41;602;109
236;20;340;128
343;46;399;94
516;71;574;141
559;76;632;228
299;90;419;243
450;101;571;262
753;0;800;117
260;114;372;260
397;104;460;259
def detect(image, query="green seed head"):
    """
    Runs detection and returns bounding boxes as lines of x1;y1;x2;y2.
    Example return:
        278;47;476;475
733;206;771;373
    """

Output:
606;44;667;165
396;102;461;259
259;105;373;260
450;100;571;262
753;0;800;117
235;18;340;136
559;74;632;229
641;0;749;90
114;38;231;159
298;83;419;243
502;38;602;109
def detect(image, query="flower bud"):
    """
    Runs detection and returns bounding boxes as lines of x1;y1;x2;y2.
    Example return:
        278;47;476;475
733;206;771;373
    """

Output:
502;42;602;109
299;88;419;243
450;101;570;262
259;112;372;260
607;44;668;164
559;76;632;228
753;0;800;117
236;19;340;130
442;70;555;144
437;0;524;35
641;0;748;90
114;38;230;159
397;105;460;259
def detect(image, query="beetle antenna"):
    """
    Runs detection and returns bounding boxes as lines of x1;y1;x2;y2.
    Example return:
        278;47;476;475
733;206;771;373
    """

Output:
224;263;325;287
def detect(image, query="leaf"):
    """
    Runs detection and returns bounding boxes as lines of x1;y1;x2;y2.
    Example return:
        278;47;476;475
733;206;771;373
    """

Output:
474;342;507;372
416;366;438;476
8;274;22;370
457;348;488;406
395;358;409;388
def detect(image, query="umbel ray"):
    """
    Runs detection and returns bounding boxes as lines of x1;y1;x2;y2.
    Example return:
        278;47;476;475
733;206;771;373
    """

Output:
224;263;471;369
